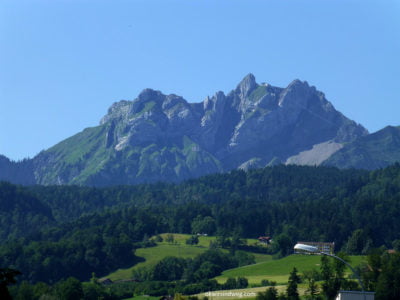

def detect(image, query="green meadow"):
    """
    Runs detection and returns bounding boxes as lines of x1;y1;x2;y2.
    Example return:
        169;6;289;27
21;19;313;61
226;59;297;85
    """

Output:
106;233;271;281
105;233;366;300
215;254;366;285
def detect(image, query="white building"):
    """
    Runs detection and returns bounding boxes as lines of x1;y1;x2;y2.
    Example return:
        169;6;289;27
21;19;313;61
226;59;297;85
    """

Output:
336;291;375;300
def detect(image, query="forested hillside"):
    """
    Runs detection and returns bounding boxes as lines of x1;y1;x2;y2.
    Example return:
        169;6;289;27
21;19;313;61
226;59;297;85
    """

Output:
1;164;400;284
0;182;54;241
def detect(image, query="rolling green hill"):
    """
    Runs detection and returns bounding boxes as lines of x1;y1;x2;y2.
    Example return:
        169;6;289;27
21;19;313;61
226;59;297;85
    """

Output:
107;243;206;281
215;254;366;285
105;233;271;281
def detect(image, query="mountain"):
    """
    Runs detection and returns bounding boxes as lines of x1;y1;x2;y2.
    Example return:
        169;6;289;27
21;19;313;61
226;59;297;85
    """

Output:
323;126;400;170
1;74;369;186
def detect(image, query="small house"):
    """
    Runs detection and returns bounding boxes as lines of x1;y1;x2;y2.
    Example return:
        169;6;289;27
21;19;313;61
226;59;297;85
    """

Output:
258;236;271;244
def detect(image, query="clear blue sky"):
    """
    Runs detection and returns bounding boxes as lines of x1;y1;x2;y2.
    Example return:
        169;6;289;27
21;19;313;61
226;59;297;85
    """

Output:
1;0;399;161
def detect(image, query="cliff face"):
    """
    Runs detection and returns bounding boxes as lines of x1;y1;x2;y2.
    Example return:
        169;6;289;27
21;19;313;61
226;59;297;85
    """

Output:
1;74;369;186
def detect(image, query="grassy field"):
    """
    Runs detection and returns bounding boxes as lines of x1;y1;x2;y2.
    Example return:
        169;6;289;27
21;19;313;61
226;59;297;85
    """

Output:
116;242;365;300
106;233;271;281
215;254;366;285
156;233;262;248
105;233;365;299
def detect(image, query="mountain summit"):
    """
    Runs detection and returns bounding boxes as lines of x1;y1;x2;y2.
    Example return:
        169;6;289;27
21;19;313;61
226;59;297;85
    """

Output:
1;74;369;186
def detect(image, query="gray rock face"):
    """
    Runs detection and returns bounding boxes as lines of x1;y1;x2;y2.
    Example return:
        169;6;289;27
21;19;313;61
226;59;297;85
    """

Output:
0;74;369;186
285;141;344;166
236;73;257;98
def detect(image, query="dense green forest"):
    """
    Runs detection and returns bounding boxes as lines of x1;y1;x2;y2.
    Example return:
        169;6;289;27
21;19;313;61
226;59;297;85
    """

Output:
0;165;373;242
1;164;400;298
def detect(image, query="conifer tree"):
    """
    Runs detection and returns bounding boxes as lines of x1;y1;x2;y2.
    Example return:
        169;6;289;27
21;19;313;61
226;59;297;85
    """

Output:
287;267;300;300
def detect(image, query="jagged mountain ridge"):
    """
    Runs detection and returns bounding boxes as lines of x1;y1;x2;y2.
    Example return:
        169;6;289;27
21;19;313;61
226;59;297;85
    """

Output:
1;74;369;186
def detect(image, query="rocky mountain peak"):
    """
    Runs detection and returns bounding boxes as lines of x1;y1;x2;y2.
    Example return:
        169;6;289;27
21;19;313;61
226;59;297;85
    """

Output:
100;100;132;125
0;74;378;186
236;73;257;98
205;91;226;111
131;89;164;113
137;88;161;101
162;94;186;111
278;79;317;108
288;79;308;87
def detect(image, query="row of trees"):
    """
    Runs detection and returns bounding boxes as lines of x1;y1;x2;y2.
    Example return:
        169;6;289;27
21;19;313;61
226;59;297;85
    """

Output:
132;249;254;283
